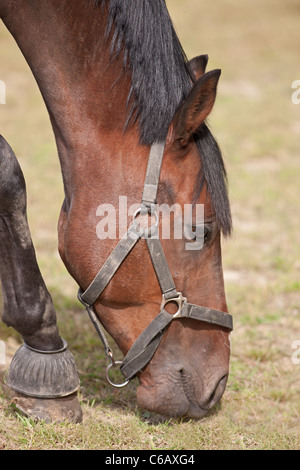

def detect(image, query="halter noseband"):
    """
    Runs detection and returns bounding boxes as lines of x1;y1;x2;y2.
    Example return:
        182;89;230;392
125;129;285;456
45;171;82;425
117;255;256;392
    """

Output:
78;141;233;387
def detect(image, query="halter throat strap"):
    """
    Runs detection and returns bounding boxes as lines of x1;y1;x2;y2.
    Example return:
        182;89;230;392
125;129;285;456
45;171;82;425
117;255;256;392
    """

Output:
78;141;233;386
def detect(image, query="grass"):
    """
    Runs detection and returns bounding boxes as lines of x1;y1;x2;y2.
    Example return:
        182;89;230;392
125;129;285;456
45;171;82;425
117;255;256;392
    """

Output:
0;0;299;450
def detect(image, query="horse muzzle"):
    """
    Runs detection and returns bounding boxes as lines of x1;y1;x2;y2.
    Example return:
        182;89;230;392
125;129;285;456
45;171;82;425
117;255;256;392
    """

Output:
136;364;228;418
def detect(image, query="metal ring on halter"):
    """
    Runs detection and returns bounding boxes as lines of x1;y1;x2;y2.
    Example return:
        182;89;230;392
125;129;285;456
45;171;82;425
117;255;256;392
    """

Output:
132;205;159;238
160;292;187;319
106;361;130;388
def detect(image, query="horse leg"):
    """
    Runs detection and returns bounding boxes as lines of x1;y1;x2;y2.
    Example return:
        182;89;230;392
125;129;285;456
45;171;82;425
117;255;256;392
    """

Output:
0;135;82;423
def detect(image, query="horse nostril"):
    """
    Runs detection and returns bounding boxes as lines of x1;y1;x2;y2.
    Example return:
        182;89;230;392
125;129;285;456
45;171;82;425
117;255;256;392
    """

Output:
207;374;228;408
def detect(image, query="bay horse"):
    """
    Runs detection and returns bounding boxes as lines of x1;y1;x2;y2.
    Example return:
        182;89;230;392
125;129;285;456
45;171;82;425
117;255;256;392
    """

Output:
0;0;232;422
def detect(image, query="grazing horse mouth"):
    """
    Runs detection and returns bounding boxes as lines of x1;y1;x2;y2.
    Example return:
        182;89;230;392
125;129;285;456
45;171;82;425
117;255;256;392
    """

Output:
136;368;229;418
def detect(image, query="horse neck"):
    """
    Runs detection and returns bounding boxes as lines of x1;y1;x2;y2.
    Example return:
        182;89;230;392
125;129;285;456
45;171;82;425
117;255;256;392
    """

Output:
1;1;141;201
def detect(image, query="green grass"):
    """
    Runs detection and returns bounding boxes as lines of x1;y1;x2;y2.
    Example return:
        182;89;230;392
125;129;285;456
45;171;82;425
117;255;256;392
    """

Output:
0;0;299;450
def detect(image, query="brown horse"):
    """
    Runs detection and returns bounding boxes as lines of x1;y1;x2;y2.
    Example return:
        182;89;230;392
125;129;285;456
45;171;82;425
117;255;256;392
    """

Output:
0;0;232;421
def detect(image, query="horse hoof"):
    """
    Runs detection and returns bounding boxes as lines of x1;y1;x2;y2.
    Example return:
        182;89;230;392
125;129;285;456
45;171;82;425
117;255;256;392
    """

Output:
4;385;83;423
2;341;83;423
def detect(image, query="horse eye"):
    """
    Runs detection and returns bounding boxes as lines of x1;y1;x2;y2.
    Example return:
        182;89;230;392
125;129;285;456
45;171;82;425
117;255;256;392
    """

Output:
204;224;213;243
189;223;213;245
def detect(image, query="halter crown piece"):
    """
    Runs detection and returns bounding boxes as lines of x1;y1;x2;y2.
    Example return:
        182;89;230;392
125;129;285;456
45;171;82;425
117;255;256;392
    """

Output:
78;141;233;387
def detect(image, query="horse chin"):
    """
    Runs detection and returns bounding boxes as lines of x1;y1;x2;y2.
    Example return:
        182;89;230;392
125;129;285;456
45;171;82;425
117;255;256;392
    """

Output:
136;370;228;419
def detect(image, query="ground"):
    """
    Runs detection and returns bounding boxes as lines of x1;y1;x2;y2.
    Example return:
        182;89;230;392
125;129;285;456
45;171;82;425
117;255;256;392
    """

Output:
0;0;299;450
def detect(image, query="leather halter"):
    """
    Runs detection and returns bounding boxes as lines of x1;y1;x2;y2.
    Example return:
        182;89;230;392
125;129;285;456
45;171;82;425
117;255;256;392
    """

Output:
78;141;233;387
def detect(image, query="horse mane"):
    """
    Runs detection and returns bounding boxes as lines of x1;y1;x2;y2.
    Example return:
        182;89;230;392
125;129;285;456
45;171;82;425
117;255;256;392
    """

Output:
95;0;232;236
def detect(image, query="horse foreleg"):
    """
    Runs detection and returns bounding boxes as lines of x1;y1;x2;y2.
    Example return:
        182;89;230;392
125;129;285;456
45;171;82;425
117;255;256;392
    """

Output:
0;135;82;422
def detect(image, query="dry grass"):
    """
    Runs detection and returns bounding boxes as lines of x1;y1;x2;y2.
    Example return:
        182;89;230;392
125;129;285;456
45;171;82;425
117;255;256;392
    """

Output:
0;0;299;450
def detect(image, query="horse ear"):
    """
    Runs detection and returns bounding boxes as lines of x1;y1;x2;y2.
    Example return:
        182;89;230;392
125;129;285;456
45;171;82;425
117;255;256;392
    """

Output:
173;69;221;147
188;54;209;80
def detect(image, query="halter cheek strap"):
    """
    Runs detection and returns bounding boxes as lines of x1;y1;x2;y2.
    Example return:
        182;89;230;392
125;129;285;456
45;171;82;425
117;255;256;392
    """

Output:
78;141;233;387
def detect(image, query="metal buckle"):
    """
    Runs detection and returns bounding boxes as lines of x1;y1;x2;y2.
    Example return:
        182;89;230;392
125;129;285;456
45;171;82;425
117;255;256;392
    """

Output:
160;292;187;318
132;204;159;238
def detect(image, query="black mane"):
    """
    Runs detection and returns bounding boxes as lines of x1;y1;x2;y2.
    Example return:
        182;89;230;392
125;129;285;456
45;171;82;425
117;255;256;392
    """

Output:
97;0;192;144
95;0;232;236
